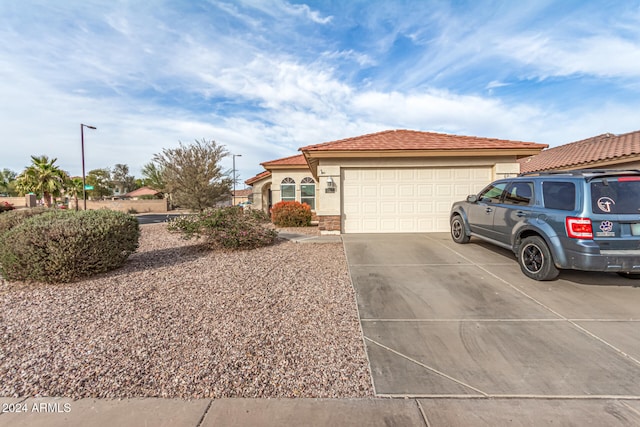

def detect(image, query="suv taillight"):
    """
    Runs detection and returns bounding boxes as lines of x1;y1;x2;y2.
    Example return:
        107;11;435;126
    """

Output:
566;217;593;239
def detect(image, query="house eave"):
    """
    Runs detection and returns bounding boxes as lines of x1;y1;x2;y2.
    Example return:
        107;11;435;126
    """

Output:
301;149;544;158
262;164;309;170
300;148;544;180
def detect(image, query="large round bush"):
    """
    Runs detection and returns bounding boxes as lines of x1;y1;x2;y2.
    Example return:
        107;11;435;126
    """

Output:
0;206;49;237
0;209;140;283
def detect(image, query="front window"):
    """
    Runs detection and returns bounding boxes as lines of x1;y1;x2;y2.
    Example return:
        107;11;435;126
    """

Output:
281;177;295;202
300;177;315;209
591;178;640;214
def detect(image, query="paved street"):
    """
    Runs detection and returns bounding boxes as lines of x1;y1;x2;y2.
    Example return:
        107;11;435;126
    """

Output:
135;213;186;225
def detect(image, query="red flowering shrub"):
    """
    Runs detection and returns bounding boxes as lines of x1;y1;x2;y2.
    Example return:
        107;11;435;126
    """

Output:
271;201;312;227
0;201;14;213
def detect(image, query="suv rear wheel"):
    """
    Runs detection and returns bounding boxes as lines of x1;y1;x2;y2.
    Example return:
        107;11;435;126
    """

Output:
518;236;559;281
451;215;470;244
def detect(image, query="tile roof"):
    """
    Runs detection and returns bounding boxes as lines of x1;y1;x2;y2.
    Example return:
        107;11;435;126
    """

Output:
123;186;161;197
245;170;271;185
232;189;253;197
519;130;640;173
299;129;546;152
261;154;308;167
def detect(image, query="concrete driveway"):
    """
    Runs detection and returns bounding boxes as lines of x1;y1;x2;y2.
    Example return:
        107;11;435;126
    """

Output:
343;233;640;426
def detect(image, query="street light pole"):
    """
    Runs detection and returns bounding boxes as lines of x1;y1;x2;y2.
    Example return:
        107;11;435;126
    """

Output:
232;154;242;206
80;124;96;210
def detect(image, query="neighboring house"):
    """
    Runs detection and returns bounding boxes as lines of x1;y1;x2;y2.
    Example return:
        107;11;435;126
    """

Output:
519;130;640;173
123;186;162;200
232;188;253;206
247;129;546;234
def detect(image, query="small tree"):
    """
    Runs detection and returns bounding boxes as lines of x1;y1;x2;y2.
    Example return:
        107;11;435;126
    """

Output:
86;168;113;199
111;163;136;195
64;176;84;211
152;139;232;211
141;161;165;191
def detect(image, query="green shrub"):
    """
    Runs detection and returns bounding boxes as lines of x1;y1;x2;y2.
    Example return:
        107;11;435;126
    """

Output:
0;206;49;237
247;208;272;224
0;209;139;283
0;201;15;213
168;206;277;250
271;201;312;227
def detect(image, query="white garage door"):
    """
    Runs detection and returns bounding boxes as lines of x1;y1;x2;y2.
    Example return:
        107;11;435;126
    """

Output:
342;167;492;233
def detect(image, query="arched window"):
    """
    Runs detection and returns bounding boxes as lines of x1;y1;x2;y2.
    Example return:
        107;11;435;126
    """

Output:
300;177;315;209
281;177;296;202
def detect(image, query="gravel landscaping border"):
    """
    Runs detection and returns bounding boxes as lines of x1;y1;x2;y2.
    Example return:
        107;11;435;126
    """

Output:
0;224;373;399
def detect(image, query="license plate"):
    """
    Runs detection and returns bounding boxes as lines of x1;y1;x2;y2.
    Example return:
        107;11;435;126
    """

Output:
632;224;640;236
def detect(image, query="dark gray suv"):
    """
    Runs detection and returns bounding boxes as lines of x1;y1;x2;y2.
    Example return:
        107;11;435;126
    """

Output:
450;170;640;281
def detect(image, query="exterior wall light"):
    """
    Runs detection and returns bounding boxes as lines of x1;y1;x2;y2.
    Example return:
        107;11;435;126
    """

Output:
325;176;336;193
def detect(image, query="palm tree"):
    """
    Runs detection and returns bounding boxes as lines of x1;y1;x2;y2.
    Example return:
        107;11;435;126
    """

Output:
64;176;84;211
16;155;69;207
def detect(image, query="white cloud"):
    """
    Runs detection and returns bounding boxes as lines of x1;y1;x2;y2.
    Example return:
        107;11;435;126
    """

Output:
237;0;332;24
285;3;332;24
350;89;545;140
486;81;511;90
321;49;377;68
499;34;640;79
2;0;640;184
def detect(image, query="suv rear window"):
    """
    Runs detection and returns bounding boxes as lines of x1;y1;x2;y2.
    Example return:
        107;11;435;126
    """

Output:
591;178;640;214
542;181;575;211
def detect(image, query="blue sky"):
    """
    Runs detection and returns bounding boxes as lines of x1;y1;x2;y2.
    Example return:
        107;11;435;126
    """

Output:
2;0;640;183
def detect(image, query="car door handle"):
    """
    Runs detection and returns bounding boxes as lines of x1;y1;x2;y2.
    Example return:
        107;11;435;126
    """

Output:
516;211;526;217
485;207;493;214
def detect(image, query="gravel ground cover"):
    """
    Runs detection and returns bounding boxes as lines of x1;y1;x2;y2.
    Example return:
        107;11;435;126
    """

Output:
0;224;372;399
276;225;321;236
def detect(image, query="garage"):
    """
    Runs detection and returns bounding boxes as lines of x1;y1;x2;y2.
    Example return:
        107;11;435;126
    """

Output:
246;129;550;235
342;167;492;233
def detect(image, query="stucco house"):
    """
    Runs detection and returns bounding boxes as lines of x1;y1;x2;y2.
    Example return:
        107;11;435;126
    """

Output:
519;130;640;173
247;129;547;234
123;186;162;200
231;188;253;206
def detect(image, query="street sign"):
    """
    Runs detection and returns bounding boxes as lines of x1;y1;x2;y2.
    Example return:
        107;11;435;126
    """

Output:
84;185;94;190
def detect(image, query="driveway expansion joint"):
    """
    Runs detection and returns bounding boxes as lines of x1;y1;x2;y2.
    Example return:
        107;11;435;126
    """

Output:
195;399;213;427
378;394;640;400
415;399;431;427
365;336;488;397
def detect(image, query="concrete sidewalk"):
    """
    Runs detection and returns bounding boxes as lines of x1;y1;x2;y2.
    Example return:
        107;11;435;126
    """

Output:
3;396;640;426
0;397;426;427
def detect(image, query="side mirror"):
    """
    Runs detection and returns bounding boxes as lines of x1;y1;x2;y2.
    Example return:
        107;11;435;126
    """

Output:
466;195;478;203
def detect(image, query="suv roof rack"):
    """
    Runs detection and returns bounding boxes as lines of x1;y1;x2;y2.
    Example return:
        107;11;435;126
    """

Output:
519;169;640;179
